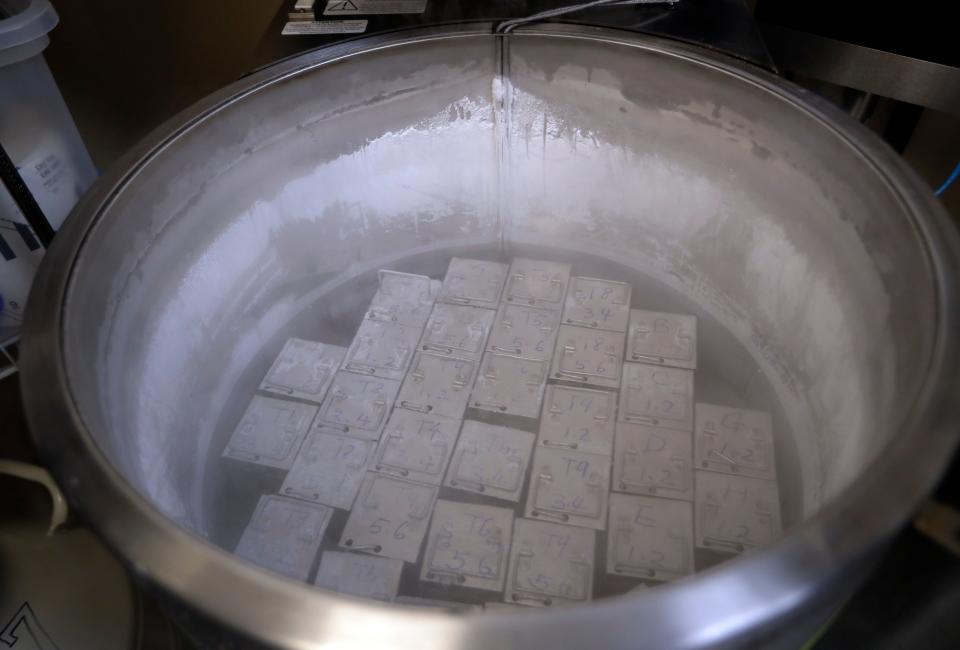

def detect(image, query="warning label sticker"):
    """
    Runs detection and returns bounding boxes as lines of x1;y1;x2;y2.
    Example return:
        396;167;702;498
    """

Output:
282;19;368;35
323;0;427;15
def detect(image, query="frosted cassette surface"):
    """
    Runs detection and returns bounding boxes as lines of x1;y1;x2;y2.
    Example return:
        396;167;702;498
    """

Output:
439;258;508;309
694;403;776;481
339;472;439;563
505;518;595;607
222;396;316;470
421;500;514;592
619;363;694;432
613;422;693;500
315;551;404;602
694;471;781;554
626;309;697;370
539;385;616;456
445;421;535;502
525;447;611;531
234;495;333;581
259;338;345;403
607;493;694;581
562;277;631;332
373;409;460;485
280;430;375;509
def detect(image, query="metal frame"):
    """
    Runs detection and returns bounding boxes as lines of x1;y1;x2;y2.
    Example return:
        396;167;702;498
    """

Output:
761;24;960;117
17;22;960;650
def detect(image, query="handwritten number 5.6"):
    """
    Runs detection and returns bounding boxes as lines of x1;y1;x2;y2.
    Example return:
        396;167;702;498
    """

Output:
478;557;496;577
368;518;390;534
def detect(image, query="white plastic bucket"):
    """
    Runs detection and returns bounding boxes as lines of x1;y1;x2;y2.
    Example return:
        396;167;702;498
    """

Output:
1;0;96;333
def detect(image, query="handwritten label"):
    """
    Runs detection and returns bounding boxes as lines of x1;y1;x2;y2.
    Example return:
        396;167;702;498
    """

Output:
222;395;317;469
505;518;595;606
339;473;438;562
695;471;781;553
552;325;625;388
314;551;403;602
280;430;375;508
374;409;460;484
694;403;775;480
539;385;616;455
396;352;476;419
235;496;332;581
439;258;508;309
488;302;560;361
260;338;345;402
366;270;438;327
471;353;548;418
315;371;400;440
445;421;535;502
421;303;495;359
614;422;693;499
607;493;694;581
619;363;694;431
343;319;420;380
562;276;631;332
627;309;697;369
504;258;571;308
526;447;611;530
421;500;513;591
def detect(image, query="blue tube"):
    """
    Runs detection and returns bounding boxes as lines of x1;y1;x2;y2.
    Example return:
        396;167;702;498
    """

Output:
934;161;960;197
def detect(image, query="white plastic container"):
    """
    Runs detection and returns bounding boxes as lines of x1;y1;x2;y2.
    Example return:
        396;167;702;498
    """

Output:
1;0;96;334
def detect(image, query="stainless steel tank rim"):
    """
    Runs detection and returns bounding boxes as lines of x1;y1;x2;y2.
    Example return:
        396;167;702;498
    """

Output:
20;22;960;649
